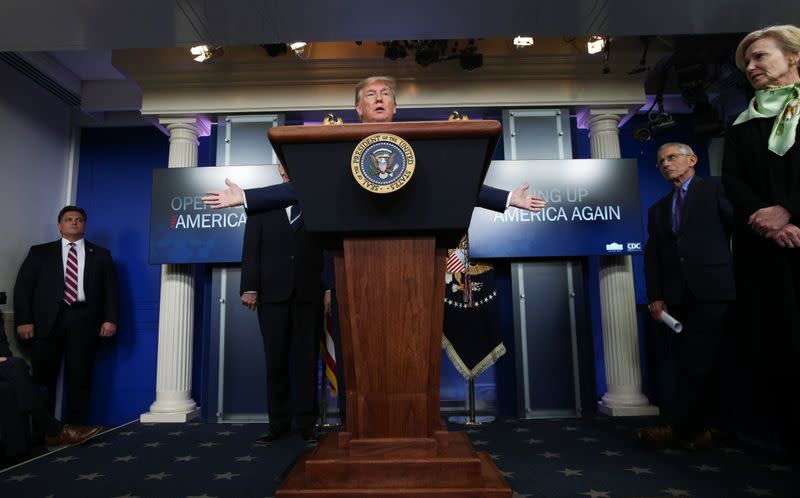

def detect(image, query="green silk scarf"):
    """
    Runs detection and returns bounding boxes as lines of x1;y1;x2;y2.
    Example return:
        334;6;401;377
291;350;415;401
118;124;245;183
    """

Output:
734;82;800;156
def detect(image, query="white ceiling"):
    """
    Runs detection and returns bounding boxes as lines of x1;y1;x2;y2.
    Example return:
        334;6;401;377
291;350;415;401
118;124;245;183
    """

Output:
0;0;797;52
1;1;796;120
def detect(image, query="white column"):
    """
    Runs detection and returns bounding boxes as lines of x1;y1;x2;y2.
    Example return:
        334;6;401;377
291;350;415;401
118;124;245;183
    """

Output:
141;116;210;423
582;109;659;417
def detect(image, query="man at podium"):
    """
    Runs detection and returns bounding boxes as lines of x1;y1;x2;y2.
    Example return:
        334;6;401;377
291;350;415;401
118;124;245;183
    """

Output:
203;76;546;214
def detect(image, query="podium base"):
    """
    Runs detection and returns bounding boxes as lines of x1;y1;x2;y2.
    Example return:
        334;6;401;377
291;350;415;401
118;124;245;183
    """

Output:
277;432;511;497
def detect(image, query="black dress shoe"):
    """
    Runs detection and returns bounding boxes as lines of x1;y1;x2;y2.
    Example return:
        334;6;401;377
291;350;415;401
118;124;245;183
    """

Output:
255;428;288;444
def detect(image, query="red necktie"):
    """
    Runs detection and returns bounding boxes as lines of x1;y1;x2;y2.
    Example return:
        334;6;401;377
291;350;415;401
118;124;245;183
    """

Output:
64;243;79;304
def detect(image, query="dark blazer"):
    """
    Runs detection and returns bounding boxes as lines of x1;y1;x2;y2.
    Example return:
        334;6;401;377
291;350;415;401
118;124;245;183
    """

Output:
244;182;509;215
13;240;119;337
239;210;325;303
644;176;736;305
0;314;11;358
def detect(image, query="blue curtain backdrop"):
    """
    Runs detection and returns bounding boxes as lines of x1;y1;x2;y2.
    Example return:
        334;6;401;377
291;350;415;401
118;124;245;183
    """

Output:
76;125;215;425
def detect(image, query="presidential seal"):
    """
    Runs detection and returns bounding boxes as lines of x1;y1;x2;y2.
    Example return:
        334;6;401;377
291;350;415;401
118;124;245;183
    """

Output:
351;133;415;193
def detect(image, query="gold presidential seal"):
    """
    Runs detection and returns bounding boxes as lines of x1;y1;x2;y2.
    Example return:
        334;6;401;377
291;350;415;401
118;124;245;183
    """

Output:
351;133;415;193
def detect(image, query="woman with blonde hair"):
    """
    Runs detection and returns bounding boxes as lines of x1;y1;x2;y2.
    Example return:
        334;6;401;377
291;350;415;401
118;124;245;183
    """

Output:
722;24;800;454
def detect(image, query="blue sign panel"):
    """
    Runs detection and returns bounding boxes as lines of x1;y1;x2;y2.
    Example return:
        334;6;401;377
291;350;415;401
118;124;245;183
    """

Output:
149;165;281;264
469;159;644;258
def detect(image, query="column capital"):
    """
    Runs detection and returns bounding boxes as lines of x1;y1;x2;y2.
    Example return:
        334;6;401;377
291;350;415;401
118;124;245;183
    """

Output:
158;115;211;137
576;106;639;130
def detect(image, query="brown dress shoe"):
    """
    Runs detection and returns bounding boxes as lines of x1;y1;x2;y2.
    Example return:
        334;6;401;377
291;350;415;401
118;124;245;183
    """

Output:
681;429;714;451
635;425;675;449
46;424;103;446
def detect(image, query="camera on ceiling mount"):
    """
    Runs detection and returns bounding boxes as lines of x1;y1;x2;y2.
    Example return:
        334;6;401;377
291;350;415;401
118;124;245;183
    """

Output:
633;110;676;142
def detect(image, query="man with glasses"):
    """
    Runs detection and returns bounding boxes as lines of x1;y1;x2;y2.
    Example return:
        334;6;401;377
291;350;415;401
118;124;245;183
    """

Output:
639;143;735;450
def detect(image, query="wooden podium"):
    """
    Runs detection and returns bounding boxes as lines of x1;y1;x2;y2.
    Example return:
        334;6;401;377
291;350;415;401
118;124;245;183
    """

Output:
268;121;511;497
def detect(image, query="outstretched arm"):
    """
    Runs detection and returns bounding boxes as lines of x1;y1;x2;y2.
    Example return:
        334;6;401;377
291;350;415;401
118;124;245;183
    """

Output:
509;182;546;211
202;178;298;213
202;178;245;208
477;183;545;213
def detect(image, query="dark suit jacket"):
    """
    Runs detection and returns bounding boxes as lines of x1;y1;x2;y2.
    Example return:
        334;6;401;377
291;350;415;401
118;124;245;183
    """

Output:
239;210;325;303
13;240;119;338
0;314;10;358
244;182;509;215
644;176;736;306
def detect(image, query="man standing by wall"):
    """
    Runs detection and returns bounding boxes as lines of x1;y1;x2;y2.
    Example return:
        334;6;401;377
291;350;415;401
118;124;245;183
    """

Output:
640;143;735;449
13;206;119;425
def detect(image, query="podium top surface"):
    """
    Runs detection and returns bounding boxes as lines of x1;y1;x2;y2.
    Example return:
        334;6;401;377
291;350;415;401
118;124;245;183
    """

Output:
266;120;502;244
268;120;501;146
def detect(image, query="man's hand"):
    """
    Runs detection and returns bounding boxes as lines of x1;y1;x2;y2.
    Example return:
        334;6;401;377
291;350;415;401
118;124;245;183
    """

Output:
509;182;546;212
0;357;7;363
768;223;800;248
241;292;258;310
324;290;332;316
99;322;117;337
16;324;34;340
202;178;245;209
749;205;790;236
648;300;666;321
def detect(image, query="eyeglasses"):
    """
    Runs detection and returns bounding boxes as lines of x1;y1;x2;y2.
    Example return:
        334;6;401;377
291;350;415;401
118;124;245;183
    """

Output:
656;153;691;167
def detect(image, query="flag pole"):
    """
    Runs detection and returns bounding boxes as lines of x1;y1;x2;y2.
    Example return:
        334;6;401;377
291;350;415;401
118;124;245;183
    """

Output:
448;377;495;426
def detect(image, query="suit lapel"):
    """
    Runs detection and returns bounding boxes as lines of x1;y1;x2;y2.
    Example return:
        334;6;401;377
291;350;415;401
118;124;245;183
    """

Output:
84;241;95;288
50;241;64;285
656;193;673;238
677;176;702;235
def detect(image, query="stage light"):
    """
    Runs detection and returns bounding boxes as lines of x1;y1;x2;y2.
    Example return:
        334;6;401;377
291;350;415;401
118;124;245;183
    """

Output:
383;41;408;60
262;43;287;57
289;41;307;57
459;46;483;71
513;36;534;48
587;36;606;55
415;40;448;67
190;45;223;63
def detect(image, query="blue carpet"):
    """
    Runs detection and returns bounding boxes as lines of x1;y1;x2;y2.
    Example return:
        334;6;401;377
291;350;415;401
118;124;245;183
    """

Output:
1;417;796;497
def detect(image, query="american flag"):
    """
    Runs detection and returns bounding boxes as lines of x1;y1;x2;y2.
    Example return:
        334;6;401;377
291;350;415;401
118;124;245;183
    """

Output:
446;248;466;274
320;314;338;396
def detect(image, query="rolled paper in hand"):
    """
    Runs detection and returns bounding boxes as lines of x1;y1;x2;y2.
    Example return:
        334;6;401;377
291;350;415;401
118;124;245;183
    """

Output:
660;311;682;333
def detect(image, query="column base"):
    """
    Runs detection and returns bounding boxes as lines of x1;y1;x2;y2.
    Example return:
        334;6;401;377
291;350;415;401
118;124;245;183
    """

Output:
140;406;201;423
597;400;660;417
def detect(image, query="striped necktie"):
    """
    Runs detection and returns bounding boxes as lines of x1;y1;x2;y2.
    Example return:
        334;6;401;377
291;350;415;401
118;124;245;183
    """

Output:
289;205;303;231
64;243;79;304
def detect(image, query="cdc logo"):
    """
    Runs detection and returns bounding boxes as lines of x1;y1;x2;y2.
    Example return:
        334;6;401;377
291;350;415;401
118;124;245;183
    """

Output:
627;242;642;251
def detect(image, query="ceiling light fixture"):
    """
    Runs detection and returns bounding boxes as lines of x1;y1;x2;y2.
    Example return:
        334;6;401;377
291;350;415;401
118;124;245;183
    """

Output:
190;45;223;63
289;41;307;57
459;45;483;71
513;36;534;48
587;35;606;55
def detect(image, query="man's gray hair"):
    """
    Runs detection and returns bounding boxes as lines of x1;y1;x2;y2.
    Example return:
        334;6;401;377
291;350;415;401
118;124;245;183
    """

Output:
354;76;397;105
657;142;695;156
